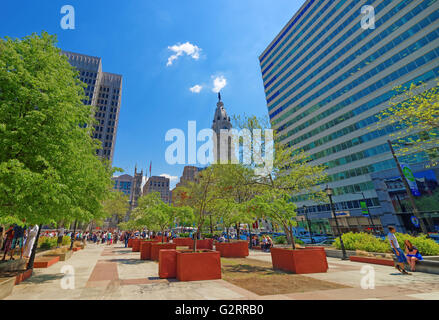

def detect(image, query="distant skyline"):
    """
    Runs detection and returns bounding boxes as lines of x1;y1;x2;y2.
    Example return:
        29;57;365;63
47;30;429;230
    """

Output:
0;0;303;188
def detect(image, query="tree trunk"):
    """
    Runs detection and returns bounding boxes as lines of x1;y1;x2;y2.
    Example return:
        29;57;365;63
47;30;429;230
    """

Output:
27;224;42;270
288;222;296;250
161;229;165;243
70;220;77;250
209;215;213;234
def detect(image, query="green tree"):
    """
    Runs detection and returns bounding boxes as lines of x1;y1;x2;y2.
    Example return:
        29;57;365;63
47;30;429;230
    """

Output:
375;82;439;165
0;33;114;264
102;190;130;225
248;194;298;249
173;166;222;250
132;192;193;243
231;115;327;245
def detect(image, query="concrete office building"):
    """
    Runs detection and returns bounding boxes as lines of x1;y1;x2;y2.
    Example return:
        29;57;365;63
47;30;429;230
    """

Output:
143;176;172;204
259;0;439;232
112;174;133;196
62;51;123;165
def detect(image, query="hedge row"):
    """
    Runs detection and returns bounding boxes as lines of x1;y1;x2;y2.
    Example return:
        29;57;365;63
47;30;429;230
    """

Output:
38;236;71;250
333;232;439;256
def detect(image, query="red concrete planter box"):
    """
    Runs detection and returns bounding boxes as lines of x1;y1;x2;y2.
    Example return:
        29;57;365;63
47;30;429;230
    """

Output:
173;238;193;247
159;249;177;279
188;239;213;250
139;240;159;260
72;247;81;252
128;238;133;248
350;255;394;266
151;243;177;261
176;250;221;281
154;236;168;243
132;239;142;252
34;256;60;268
271;247;328;274
215;241;249;258
15;269;33;285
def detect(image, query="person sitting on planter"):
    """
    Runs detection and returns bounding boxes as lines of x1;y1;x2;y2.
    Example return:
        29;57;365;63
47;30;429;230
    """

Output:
388;226;411;275
267;236;273;252
404;240;423;272
261;236;268;252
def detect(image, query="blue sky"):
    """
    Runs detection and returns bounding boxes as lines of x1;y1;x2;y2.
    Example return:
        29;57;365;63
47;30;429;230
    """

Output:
1;0;303;188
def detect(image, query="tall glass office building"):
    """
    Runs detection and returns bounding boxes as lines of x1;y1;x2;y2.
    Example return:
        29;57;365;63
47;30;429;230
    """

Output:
260;0;439;232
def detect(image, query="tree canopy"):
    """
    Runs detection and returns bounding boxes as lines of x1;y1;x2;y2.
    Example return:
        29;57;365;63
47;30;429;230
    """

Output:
0;32;114;226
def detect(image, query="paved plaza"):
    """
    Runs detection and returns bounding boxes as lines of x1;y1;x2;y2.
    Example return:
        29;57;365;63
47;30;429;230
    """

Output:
5;244;439;300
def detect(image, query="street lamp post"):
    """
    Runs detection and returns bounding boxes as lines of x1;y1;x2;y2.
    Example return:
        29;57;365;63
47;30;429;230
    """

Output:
303;205;314;244
325;186;348;260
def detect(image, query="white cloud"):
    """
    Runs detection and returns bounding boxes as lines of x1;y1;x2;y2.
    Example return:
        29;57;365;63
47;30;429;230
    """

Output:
160;173;179;189
159;173;179;182
189;84;203;93
166;42;202;67
212;76;227;93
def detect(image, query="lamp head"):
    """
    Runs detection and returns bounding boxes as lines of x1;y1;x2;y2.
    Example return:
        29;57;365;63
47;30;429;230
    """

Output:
324;185;333;196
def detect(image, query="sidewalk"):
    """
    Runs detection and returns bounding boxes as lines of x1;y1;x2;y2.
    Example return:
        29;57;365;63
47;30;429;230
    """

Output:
5;244;439;300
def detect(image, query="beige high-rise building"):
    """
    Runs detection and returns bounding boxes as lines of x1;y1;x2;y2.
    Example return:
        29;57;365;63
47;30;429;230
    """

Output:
62;51;122;165
143;176;171;204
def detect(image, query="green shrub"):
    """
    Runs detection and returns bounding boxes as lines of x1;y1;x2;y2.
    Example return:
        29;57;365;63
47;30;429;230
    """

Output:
38;237;57;250
62;236;71;246
394;233;439;256
294;237;304;245
333;232;439;256
274;236;286;244
334;232;389;253
179;233;190;238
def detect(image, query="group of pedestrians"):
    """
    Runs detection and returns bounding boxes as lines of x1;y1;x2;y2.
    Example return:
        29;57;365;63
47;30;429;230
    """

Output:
1;221;39;261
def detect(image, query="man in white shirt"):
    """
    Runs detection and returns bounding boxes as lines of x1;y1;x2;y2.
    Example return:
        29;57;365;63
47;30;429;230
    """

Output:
388;226;410;275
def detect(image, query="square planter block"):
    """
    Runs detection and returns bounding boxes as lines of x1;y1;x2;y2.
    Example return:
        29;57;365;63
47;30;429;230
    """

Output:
132;239;142;252
0;259;27;273
154;236;168;243
34;256;60;268
44;250;73;262
215;241;249;258
151;243;177;261
159;249;177;279
350;256;394;266
15;269;33;285
173;238;193;247
140;240;159;260
189;239;213;250
0;277;16;300
176;250;221;281
271;247;328;274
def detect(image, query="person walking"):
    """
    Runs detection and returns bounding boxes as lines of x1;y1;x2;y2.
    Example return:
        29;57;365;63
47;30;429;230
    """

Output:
124;231;130;248
405;239;423;272
10;223;26;259
2;225;14;261
388;226;411;275
57;227;64;248
107;231;112;245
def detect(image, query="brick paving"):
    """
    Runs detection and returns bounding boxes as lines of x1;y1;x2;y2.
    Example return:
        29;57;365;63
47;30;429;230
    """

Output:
4;243;439;300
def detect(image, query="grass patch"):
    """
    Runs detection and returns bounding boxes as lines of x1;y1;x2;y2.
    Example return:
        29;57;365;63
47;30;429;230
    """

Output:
221;258;349;296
